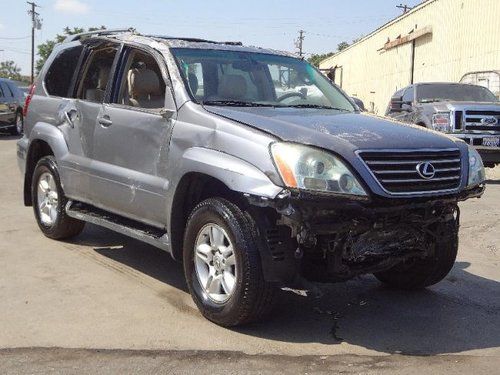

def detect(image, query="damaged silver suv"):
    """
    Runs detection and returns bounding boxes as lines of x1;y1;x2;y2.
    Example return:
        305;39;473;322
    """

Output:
17;29;486;326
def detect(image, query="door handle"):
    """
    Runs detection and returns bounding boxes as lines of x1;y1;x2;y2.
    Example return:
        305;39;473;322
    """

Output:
98;115;113;127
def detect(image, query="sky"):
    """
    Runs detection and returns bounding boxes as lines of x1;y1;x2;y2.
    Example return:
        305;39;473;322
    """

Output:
0;0;422;75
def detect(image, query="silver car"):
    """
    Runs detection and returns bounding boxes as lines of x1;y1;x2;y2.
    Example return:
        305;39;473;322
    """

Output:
17;29;486;326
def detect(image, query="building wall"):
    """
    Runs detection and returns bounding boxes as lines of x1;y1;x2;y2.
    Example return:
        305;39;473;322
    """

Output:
319;0;500;114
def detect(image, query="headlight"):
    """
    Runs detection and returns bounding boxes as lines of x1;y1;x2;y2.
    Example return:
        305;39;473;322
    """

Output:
467;145;485;188
271;143;367;196
432;112;452;133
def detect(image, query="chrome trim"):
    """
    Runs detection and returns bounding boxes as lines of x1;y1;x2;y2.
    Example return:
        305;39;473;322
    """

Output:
380;175;460;183
355;148;462;196
365;158;460;165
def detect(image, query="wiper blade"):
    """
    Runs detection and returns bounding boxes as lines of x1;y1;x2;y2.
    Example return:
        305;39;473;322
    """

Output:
283;104;350;111
201;100;275;107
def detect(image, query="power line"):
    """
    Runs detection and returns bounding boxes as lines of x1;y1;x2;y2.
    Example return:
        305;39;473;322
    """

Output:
0;36;31;40
294;30;305;57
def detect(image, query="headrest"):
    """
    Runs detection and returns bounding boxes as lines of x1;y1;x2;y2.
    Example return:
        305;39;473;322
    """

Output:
97;66;110;89
218;74;247;100
128;68;161;97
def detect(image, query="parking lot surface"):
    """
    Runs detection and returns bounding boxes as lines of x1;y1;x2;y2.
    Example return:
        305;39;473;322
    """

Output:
1;135;499;372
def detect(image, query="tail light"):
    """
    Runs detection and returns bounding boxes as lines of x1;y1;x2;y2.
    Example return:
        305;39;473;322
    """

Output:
23;84;36;117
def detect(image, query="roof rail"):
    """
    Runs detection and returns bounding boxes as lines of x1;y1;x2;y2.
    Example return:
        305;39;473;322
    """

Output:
64;28;136;43
146;35;242;46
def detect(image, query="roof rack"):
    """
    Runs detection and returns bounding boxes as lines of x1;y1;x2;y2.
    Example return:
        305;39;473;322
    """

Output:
145;35;242;46
64;28;136;43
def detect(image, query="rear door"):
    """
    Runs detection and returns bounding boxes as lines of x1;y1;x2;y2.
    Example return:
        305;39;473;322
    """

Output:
70;42;120;204
91;46;173;226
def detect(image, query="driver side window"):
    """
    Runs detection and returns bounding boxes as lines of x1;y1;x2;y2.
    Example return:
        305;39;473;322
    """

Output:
402;86;414;104
115;49;166;109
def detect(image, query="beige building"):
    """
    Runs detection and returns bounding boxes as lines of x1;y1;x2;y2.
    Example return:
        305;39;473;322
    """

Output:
319;0;500;114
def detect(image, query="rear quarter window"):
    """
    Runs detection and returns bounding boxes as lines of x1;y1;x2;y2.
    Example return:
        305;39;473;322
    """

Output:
44;46;84;97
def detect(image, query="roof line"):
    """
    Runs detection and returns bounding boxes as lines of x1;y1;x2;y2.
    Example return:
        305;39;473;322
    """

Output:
320;0;436;66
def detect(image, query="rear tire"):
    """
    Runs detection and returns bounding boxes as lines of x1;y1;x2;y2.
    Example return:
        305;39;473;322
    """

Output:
10;112;23;135
31;156;85;240
183;197;276;326
374;222;458;290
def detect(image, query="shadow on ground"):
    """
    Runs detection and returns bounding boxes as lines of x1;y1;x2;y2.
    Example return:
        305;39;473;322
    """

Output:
68;223;500;355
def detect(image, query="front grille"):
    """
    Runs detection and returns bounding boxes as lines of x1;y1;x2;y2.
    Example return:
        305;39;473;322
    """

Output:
463;110;500;133
358;149;462;194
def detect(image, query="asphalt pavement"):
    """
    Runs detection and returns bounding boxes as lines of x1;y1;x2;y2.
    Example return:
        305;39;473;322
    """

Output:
1;134;499;373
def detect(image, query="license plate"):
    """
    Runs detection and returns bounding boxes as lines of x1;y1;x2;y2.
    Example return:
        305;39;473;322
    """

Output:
482;137;500;147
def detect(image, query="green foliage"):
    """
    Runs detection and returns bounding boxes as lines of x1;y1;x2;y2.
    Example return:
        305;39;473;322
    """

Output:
36;26;106;73
307;52;335;67
0;60;22;81
337;41;350;52
307;40;353;67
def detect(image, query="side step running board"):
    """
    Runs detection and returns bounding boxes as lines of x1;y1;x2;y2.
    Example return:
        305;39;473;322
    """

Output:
65;200;170;251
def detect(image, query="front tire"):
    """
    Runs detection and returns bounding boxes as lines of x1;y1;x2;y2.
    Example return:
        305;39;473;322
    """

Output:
183;197;276;326
31;156;85;240
374;223;458;290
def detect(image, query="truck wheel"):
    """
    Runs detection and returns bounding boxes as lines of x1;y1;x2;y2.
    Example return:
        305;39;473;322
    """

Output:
31;156;85;239
374;230;458;290
183;197;276;326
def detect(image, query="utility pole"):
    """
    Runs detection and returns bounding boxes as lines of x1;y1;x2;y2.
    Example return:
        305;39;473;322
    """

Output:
396;4;413;14
27;1;41;84
295;30;305;57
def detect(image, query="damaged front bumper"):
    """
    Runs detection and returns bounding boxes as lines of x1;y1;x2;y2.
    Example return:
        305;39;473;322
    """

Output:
247;185;484;284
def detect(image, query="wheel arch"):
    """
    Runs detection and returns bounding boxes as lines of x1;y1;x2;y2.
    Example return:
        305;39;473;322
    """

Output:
170;172;247;262
168;147;283;261
23;123;69;206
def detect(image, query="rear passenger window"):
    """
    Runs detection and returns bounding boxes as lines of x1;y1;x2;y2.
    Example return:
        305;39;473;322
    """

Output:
78;46;118;103
45;46;83;97
115;49;166;109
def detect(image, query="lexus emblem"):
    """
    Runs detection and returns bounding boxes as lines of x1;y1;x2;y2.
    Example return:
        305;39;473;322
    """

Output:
416;162;436;179
481;117;498;125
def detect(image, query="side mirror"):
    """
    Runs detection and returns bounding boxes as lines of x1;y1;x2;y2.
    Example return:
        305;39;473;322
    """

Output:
390;96;403;111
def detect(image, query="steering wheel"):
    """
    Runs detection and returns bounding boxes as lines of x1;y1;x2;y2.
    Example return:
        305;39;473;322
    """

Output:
277;91;305;102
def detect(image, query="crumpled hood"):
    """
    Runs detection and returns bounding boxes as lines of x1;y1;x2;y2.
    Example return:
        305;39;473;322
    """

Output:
205;106;458;152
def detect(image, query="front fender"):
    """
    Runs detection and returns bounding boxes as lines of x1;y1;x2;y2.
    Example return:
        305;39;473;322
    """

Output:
180;147;283;198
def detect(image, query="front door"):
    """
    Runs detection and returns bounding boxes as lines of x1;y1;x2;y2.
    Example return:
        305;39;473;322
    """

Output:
91;46;173;227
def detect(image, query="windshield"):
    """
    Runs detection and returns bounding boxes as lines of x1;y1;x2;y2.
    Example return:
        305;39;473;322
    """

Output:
416;84;498;103
171;48;355;111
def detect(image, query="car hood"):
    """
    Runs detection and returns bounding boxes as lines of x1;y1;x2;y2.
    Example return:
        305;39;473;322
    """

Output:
205;106;458;152
420;101;500;112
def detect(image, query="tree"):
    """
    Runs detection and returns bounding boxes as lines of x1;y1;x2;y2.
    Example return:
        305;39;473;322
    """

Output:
0;60;22;81
308;52;335;67
337;41;350;52
36;26;106;73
